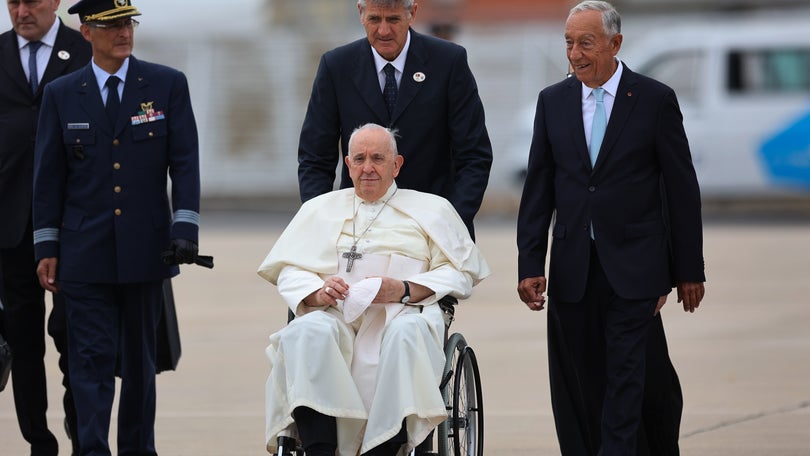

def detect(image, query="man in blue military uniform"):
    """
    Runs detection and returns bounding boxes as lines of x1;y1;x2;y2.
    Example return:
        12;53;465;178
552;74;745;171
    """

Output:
32;0;201;454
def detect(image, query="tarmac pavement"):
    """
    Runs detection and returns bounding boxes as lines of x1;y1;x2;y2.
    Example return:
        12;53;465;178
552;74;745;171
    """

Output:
1;213;809;455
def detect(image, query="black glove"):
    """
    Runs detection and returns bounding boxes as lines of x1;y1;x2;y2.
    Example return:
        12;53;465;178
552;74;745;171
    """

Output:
168;238;198;265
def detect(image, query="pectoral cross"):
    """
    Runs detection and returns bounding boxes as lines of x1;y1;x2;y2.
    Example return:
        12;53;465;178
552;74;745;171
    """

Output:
342;245;363;272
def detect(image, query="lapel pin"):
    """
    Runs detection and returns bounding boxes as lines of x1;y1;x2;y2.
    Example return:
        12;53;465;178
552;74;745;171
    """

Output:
627;91;633;97
57;50;70;60
413;72;426;82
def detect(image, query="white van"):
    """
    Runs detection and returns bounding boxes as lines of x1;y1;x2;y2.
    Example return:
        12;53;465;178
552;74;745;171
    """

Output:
508;12;810;199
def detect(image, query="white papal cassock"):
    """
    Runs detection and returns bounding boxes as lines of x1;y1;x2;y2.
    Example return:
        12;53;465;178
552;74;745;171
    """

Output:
258;184;490;456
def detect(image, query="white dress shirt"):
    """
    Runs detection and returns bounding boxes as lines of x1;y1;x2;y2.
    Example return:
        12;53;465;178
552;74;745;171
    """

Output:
17;18;60;86
581;59;624;151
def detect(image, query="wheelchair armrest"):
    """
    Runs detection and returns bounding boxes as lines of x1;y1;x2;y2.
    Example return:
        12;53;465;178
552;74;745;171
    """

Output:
438;295;457;316
438;295;457;329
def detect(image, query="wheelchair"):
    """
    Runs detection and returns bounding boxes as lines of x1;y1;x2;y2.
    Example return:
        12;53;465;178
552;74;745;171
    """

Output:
275;296;484;456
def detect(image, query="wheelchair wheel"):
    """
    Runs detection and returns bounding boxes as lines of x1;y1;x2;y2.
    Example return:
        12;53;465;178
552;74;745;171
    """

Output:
437;333;484;456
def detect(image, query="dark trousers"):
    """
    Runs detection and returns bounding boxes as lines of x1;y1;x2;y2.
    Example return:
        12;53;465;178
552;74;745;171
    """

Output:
60;280;162;456
0;224;77;456
638;315;683;456
548;244;656;456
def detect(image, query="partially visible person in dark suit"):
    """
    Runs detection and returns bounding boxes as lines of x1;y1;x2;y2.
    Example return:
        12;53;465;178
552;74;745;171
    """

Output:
0;0;91;453
32;0;201;454
516;1;706;455
297;0;492;239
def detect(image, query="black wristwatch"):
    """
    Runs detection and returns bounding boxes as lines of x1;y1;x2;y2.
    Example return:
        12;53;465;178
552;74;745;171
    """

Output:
400;280;411;304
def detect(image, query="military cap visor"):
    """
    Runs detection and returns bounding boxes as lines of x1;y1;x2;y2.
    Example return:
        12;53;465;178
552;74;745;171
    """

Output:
68;0;141;23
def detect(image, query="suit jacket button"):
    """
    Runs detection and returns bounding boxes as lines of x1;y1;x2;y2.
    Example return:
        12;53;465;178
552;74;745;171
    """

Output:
588;186;596;192
114;209;122;216
113;162;121;170
114;186;122;193
113;139;120;146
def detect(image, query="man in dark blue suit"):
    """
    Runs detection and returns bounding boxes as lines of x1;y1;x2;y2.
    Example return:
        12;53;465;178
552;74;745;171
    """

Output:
1;0;91;453
517;2;706;455
32;0;201;454
297;0;492;239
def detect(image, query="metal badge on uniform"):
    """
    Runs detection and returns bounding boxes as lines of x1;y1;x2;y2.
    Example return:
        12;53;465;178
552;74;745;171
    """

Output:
57;50;70;61
67;122;90;130
413;72;426;82
131;101;166;126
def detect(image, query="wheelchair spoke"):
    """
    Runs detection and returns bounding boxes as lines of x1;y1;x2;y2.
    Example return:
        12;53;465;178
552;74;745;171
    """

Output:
437;333;483;456
450;345;483;456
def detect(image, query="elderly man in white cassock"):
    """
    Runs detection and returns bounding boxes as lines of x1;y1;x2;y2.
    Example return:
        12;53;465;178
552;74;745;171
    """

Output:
258;123;490;456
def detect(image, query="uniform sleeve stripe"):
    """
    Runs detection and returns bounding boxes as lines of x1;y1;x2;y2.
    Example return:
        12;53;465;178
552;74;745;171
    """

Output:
33;228;60;244
172;210;200;226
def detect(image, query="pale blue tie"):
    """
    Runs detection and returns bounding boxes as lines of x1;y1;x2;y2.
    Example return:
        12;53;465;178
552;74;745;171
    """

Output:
589;87;606;167
28;41;42;94
589;88;606;240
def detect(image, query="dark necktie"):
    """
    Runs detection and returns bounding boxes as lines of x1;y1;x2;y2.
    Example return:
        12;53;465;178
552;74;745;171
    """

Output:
383;63;398;116
105;76;121;124
28;41;43;94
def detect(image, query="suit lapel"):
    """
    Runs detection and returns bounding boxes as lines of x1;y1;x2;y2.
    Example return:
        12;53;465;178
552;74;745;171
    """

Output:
593;64;639;173
565;77;591;169
351;41;389;123
39;23;79;94
116;56;148;136
393;29;426;123
1;31;32;96
76;64;111;135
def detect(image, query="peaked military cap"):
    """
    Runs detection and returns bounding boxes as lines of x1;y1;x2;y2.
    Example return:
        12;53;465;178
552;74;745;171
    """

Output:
68;0;141;23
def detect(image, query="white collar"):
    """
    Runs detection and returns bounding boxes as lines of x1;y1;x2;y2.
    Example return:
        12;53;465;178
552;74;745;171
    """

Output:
356;182;398;205
371;30;411;75
581;58;623;100
17;17;60;50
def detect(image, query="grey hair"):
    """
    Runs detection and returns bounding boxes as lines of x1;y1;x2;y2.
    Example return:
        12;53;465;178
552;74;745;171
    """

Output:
358;0;415;17
348;123;400;156
569;1;621;36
